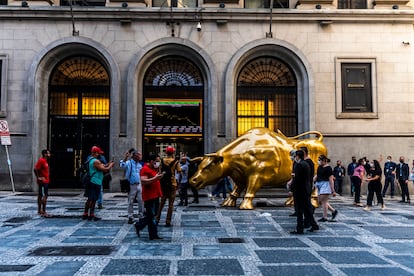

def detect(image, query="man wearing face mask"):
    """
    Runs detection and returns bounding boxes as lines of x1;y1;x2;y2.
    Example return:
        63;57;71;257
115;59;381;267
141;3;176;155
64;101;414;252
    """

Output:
289;150;319;234
138;154;164;240
333;160;345;196
382;156;397;198
396;156;410;203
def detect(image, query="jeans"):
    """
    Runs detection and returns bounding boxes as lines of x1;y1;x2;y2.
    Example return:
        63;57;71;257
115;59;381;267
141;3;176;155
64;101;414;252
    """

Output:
128;183;144;219
382;175;395;197
144;198;160;239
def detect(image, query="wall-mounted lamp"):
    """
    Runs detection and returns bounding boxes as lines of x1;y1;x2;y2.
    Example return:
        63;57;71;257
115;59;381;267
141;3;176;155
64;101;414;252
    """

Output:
315;4;322;9
319;20;332;26
402;41;410;46
392;4;399;9
21;0;29;7
219;3;225;8
196;22;202;32
121;2;128;7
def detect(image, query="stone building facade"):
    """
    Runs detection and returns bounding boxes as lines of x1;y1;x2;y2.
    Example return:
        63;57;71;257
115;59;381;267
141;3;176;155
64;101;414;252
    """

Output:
0;0;414;194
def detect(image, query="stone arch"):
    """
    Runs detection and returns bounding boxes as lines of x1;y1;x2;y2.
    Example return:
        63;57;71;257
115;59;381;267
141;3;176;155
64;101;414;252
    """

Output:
28;37;120;188
126;37;217;153
225;39;313;138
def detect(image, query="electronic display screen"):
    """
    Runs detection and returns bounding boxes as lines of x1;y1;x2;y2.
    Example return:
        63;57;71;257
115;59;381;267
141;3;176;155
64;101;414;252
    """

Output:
144;99;202;136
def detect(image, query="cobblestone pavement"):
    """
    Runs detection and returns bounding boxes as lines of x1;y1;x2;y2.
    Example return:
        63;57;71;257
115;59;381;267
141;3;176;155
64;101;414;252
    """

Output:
0;190;414;275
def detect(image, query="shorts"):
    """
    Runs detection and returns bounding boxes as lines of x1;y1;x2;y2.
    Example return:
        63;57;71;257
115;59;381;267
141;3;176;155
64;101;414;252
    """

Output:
84;183;101;201
38;183;48;197
316;181;331;195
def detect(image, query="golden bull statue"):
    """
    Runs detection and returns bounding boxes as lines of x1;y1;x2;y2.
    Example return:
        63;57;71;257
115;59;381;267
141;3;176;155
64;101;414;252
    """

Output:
189;127;327;210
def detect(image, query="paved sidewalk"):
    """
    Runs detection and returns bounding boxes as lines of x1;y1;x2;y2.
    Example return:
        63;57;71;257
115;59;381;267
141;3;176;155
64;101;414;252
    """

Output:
0;190;413;275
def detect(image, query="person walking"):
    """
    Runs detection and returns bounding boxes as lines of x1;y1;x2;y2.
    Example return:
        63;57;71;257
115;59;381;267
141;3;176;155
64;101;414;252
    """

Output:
289;150;319;234
138;154;164;240
351;158;365;207
347;156;357;196
333;160;345;196
34;149;52;217
120;150;145;224
364;159;385;211
156;146;181;227
381;156;397;198
82;146;114;221
314;155;338;222
396;156;410;204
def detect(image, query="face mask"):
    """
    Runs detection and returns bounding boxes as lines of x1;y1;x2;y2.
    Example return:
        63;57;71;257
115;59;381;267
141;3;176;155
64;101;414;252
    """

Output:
317;160;322;166
370;163;374;167
400;159;404;163
154;161;160;168
363;161;366;165
387;159;391;163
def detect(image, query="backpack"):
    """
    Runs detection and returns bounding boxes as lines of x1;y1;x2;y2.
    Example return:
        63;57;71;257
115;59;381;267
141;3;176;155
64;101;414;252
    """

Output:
79;157;96;188
159;158;177;190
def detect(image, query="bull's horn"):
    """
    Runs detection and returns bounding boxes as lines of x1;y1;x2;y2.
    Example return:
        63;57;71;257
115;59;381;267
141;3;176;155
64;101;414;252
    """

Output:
289;131;323;141
190;157;204;163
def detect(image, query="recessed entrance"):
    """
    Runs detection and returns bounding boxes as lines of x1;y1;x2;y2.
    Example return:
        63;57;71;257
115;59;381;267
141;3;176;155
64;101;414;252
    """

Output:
48;56;110;188
143;56;204;158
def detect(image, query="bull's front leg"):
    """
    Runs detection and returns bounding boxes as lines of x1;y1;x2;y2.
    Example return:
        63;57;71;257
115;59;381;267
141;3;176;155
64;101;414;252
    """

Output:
221;184;243;207
239;175;261;210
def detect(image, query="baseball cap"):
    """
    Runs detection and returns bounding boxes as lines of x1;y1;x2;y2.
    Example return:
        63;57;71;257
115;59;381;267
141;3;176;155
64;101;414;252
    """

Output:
91;146;104;154
166;146;175;154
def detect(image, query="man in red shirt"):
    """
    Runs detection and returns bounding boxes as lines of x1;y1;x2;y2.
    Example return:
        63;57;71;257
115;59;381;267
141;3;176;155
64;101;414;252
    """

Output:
138;154;164;240
34;149;51;217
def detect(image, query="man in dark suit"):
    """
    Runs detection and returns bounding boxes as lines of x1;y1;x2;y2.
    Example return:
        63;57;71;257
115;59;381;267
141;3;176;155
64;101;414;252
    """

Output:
396;156;410;203
290;150;319;234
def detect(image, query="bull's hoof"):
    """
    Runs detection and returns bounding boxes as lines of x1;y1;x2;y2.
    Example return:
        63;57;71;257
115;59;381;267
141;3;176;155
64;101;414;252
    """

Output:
222;198;236;207
239;200;254;210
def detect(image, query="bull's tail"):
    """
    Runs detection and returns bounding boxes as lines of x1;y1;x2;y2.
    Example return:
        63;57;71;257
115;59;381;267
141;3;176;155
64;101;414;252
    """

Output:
288;131;323;141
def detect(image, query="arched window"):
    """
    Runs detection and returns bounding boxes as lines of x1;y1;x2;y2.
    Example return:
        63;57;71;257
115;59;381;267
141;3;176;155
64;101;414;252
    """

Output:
237;57;297;136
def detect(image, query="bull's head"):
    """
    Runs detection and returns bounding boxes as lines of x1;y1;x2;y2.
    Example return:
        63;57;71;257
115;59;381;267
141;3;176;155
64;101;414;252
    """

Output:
189;153;224;189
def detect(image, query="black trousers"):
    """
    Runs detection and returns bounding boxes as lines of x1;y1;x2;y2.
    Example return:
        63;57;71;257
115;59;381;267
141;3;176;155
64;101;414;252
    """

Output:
398;178;410;202
351;176;362;203
294;192;318;232
367;181;383;206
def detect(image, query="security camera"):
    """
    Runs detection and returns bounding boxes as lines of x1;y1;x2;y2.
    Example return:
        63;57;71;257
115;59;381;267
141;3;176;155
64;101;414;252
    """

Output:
196;22;202;32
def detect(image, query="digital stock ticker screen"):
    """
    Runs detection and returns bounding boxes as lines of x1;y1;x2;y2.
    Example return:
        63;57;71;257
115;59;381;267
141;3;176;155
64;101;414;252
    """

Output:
144;99;202;136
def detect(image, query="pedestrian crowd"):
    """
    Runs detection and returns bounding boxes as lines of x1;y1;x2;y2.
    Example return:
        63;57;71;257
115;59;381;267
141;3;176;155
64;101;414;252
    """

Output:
33;144;414;239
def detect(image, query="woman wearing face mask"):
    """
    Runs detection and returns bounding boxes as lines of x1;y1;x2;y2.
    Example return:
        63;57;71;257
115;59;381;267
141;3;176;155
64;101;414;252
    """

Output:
363;160;384;211
314;155;338;222
351;158;366;207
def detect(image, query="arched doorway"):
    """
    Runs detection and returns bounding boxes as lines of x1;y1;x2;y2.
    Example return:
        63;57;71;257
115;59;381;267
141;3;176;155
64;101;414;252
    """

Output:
143;56;204;158
236;56;297;136
48;55;110;188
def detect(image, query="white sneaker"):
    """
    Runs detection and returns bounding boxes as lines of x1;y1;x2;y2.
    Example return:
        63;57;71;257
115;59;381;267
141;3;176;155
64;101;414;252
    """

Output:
381;204;386;210
363;206;371;211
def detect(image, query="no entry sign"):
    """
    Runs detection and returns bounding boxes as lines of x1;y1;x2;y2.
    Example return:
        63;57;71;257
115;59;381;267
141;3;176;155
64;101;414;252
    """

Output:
0;120;11;145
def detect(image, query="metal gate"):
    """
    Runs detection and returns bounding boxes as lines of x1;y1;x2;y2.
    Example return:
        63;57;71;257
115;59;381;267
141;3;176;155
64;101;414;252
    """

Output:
48;56;110;188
